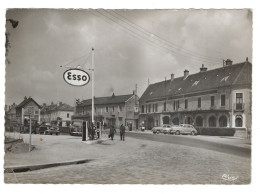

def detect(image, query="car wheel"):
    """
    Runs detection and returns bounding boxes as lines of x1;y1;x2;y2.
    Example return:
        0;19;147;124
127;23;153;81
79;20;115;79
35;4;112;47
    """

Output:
175;130;180;135
156;130;160;134
191;131;195;135
50;132;52;135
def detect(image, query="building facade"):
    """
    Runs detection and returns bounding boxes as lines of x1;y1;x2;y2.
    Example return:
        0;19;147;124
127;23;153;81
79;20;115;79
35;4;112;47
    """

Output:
72;93;139;129
40;102;74;127
139;59;252;133
15;96;41;126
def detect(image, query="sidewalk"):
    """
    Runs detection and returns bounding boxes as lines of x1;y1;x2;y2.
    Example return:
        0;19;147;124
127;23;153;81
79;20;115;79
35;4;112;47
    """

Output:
4;132;156;170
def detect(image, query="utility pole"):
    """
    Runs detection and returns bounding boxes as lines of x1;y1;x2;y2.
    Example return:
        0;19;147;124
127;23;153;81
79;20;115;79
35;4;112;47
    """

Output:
92;48;94;124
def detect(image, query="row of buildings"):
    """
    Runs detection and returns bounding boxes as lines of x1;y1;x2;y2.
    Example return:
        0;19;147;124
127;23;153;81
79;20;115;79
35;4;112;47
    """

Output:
5;58;252;133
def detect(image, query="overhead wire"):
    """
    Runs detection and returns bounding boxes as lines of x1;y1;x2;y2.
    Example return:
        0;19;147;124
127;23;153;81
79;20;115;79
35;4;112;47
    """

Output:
93;9;221;66
109;10;221;62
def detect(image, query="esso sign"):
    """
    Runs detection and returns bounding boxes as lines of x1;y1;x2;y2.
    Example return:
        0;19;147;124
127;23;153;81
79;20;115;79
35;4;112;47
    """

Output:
63;68;90;86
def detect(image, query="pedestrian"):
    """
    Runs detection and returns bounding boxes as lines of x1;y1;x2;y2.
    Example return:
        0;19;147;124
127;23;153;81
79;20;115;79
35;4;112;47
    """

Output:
120;124;126;141
108;125;116;140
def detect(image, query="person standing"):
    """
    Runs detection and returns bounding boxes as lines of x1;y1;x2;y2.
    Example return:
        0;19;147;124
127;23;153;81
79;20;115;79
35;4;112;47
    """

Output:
109;125;116;140
120;124;126;141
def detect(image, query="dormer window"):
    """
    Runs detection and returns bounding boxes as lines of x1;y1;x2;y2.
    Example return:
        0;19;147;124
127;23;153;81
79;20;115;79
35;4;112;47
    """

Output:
192;80;200;86
221;76;230;82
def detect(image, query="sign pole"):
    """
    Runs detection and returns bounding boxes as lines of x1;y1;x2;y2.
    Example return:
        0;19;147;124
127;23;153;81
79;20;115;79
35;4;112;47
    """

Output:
29;115;32;152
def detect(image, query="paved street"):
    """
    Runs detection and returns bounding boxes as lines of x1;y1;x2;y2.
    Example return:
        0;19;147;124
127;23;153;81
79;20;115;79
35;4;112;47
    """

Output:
4;132;251;184
126;131;251;157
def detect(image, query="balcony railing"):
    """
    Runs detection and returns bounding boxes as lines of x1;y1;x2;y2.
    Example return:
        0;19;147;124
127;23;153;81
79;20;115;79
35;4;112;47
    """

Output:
234;103;245;111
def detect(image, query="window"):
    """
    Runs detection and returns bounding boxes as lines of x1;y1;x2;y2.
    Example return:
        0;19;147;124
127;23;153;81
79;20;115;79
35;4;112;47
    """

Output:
146;105;148;113
236;93;243;109
173;100;179;111
221;95;225;106
112;106;114;112
219;116;227;127
211;96;215;107
154;104;158;112
192;80;200;86
185;99;188;109
164;102;166;111
118;105;122;112
67;113;69;118
106;106;108;113
141;105;144;113
196;116;203;127
172;117;179;125
209;116;216;127
221;76;230;82
148;104;151;112
235;116;243;127
198;97;201;108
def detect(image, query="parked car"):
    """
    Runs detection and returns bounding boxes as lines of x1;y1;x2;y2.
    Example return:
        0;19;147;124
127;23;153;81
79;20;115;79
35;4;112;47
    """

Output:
152;124;172;134
44;126;60;135
70;125;82;136
37;125;51;134
163;125;179;134
171;124;197;135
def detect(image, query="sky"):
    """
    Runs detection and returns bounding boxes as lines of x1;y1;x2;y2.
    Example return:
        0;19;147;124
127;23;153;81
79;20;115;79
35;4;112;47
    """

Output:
5;9;252;106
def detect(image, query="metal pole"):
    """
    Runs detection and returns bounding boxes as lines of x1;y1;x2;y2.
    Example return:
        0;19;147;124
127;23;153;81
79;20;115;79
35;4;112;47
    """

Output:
91;48;96;138
29;116;32;152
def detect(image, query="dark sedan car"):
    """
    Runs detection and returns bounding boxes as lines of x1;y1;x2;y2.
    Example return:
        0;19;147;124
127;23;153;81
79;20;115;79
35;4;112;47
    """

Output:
44;126;60;135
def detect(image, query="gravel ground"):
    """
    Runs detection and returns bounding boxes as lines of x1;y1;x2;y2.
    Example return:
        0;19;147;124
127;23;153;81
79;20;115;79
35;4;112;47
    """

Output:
4;136;251;184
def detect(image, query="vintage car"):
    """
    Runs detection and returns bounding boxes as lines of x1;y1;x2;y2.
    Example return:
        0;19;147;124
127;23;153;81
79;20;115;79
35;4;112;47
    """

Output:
171;124;197;135
69;125;83;136
163;125;179;134
152;124;172;134
44;126;60;135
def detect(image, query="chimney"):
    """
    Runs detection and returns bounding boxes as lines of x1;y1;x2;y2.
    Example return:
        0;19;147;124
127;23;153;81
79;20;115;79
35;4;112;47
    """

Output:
112;93;115;97
184;69;189;80
200;64;207;72
225;59;233;66
246;57;248;62
24;96;27;100
171;73;174;81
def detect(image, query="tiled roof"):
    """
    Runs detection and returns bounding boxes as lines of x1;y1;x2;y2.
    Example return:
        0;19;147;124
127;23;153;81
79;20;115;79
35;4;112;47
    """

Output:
56;104;74;111
16;97;42;109
140;61;252;103
79;94;134;106
41;103;74;113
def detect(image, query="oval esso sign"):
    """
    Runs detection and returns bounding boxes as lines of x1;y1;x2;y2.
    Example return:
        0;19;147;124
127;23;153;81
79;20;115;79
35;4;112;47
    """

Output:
63;69;90;86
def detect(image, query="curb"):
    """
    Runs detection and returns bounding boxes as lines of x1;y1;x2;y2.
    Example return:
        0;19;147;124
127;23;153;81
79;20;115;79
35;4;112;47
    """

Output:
81;138;108;145
4;159;93;173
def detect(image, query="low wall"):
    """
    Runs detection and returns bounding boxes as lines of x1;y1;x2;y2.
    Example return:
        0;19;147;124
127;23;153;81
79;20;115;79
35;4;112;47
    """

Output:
196;127;236;136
